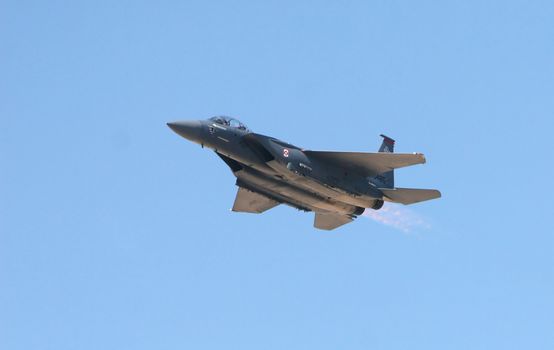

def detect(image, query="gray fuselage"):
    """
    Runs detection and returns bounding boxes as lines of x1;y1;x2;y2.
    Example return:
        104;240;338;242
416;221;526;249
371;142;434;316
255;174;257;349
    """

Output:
168;117;385;217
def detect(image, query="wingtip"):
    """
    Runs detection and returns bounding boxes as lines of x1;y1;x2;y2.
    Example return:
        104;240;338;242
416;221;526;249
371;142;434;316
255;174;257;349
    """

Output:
414;152;427;164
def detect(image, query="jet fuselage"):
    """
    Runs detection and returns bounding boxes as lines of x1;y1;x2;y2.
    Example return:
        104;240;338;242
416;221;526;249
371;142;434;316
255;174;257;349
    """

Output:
168;118;383;217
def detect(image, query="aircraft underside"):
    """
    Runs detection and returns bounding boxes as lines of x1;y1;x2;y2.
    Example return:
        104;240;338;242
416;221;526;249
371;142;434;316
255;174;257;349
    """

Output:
232;165;367;229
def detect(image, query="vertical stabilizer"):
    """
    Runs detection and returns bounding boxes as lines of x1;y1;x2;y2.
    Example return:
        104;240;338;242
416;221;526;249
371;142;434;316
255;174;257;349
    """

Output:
371;134;395;188
378;134;395;153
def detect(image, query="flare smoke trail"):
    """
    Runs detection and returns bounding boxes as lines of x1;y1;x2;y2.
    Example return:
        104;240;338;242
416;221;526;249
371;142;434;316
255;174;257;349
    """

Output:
362;203;430;233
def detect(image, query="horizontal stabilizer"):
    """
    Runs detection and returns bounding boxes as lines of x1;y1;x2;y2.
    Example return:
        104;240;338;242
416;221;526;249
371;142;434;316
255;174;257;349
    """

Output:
304;151;426;177
314;213;353;230
380;187;441;205
232;187;279;213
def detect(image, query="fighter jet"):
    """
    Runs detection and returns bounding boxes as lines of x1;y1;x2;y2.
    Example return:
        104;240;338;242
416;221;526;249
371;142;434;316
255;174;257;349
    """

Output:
168;116;441;230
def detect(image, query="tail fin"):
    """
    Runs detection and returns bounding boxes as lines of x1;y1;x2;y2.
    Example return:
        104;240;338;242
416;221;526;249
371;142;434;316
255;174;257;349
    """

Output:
371;134;395;188
378;134;395;153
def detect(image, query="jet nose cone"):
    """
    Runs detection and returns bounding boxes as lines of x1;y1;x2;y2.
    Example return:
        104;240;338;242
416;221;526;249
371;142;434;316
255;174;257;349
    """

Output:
167;120;204;143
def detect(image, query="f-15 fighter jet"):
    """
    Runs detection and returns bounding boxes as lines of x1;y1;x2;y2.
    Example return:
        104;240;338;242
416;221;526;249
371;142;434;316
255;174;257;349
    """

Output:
168;116;441;230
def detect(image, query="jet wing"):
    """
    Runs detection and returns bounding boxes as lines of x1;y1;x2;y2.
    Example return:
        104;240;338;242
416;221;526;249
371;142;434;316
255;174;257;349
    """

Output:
314;212;353;230
380;187;442;205
232;187;280;213
304;151;426;177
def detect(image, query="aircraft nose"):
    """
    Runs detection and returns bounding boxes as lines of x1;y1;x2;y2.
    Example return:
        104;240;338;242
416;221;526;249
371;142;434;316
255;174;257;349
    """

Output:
167;120;204;143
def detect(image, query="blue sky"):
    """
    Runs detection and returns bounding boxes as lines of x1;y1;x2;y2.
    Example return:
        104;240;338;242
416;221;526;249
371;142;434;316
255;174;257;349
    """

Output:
1;1;553;349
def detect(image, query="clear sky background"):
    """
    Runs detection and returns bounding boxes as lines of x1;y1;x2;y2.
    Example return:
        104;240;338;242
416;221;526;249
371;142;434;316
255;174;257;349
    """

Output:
2;1;553;349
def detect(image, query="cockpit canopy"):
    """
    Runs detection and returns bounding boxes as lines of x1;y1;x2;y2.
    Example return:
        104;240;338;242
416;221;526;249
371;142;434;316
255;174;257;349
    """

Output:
209;116;249;131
